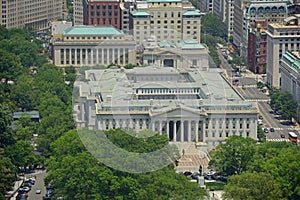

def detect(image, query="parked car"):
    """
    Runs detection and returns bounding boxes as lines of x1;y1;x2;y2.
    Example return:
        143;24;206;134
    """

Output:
270;128;275;132
183;171;192;176
263;128;269;133
281;134;286;138
21;187;30;193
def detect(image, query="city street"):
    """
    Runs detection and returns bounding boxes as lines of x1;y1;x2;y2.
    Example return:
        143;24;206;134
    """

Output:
13;170;47;200
27;170;47;200
217;47;300;142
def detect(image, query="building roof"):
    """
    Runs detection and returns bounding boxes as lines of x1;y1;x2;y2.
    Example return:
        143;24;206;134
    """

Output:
131;10;151;17
177;39;205;49
13;111;40;119
63;26;123;35
282;51;300;71
76;66;257;113
183;10;201;16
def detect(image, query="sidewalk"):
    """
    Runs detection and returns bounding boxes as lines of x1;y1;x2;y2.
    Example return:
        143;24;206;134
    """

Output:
5;176;24;200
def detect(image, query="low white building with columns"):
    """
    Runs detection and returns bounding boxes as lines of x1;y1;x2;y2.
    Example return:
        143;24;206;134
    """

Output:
74;65;258;148
52;26;137;67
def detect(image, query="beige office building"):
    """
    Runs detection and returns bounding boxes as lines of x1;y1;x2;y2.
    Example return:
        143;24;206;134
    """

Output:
266;14;300;88
52;26;136;67
0;0;64;30
130;0;201;44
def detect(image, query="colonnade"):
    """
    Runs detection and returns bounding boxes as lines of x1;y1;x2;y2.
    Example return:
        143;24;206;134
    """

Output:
98;118;205;142
56;47;130;66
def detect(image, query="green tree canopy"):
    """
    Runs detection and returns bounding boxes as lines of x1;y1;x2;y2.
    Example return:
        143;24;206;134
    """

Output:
270;89;298;121
209;136;257;175
223;172;282;200
201;13;225;37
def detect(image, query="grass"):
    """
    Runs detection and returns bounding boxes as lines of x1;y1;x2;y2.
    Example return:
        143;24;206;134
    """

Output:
205;182;226;190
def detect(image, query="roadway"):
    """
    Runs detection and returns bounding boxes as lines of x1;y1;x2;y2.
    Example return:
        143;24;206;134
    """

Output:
217;47;300;142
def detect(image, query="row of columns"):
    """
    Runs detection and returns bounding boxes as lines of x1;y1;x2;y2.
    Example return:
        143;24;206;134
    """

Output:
98;118;205;142
58;48;129;66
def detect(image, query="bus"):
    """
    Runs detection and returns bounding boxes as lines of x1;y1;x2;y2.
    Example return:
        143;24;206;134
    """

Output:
288;132;298;143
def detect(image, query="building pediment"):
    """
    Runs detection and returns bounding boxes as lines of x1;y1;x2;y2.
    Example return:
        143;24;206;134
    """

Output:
150;104;206;119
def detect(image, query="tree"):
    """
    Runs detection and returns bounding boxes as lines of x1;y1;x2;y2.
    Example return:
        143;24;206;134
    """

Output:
223;172;282;200
257;124;266;142
261;146;300;200
4;140;35;169
209;136;257;175
270;89;298;122
10;73;36;110
45;129;207;199
201;14;225;37
0;156;16;200
0;103;15;148
0;49;24;82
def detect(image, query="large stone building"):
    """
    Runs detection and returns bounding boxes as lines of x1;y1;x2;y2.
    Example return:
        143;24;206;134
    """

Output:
141;38;212;69
52;26;136;67
266;14;300;88
130;0;202;44
280;51;300;120
0;0;64;30
74;64;258;148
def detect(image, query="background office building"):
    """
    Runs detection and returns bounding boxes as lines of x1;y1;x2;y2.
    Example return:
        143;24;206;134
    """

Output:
266;14;300;88
130;0;201;44
0;0;64;30
87;0;121;29
233;0;295;56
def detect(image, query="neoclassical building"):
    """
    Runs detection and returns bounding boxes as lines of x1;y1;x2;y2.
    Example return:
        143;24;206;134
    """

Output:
141;38;212;69
75;65;258;148
52;26;137;67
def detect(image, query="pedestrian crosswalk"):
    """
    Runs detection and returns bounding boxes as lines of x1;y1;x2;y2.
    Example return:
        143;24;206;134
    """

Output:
267;138;300;143
273;127;300;131
244;99;270;102
266;138;290;142
237;85;257;88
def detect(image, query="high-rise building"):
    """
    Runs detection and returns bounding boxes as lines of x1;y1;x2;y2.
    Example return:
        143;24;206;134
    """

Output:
0;0;64;30
266;14;300;88
73;0;88;25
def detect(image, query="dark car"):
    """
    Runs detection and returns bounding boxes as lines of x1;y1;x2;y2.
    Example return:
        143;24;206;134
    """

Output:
191;172;200;180
264;128;269;133
183;171;193;176
281;134;286;138
270;128;275;132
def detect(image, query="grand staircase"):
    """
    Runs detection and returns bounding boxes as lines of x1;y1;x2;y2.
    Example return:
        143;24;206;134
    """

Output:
175;142;210;173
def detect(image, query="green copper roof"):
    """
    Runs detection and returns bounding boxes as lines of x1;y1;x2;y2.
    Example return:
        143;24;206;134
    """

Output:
183;10;201;16
131;10;151;17
147;0;181;2
177;39;205;49
282;51;300;71
63;26;123;35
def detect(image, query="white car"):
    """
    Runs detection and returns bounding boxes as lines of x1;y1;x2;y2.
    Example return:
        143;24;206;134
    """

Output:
36;188;41;194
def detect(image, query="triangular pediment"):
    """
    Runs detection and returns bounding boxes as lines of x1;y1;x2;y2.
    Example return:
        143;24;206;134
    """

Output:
150;104;206;119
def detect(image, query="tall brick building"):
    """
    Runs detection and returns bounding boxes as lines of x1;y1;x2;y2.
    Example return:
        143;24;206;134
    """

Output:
87;0;121;29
